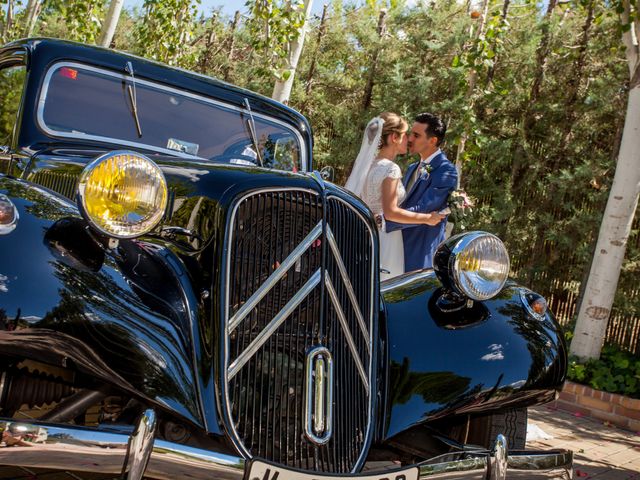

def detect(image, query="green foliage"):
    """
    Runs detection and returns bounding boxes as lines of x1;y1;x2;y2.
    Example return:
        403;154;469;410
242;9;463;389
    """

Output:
134;0;201;67
63;0;105;43
1;0;25;42
610;0;639;33
0;66;26;146
245;0;307;79
568;345;640;399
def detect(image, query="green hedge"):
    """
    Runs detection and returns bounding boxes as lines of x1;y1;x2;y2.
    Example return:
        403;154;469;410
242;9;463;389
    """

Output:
567;344;640;399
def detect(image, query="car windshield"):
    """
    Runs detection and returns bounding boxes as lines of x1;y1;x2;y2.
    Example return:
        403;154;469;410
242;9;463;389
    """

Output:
38;62;302;171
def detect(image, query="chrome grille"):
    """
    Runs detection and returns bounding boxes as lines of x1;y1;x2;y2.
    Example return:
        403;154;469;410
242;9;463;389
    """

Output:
224;189;375;473
28;170;78;200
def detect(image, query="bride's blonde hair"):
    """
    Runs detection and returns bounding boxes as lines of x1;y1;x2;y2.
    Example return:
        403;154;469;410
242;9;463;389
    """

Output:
379;112;408;147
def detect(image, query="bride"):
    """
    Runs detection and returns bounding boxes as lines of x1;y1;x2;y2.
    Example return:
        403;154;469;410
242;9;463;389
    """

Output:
345;112;444;280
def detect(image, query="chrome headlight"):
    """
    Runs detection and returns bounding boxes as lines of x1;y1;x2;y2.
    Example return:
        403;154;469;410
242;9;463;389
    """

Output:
434;231;510;301
78;151;168;238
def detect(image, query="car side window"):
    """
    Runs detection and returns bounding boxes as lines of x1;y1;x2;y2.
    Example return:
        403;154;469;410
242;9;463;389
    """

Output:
222;132;300;172
0;65;26;148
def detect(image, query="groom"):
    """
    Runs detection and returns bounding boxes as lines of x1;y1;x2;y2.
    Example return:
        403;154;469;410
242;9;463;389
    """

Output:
386;112;458;270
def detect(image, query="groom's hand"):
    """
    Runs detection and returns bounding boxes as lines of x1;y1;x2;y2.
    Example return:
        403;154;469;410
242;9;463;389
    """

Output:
375;214;383;229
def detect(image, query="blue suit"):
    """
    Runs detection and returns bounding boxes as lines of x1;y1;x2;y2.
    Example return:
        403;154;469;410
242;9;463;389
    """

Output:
386;151;458;271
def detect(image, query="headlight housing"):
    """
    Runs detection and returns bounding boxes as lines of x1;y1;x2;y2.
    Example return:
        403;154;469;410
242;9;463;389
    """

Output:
433;231;510;301
78;151;168;238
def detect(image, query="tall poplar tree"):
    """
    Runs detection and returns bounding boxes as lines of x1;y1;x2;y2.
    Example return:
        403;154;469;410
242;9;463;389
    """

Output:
272;0;314;104
99;0;124;47
571;0;640;361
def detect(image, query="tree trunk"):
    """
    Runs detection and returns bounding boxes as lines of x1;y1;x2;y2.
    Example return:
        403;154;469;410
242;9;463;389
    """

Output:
485;0;511;88
23;0;43;37
301;3;328;112
559;0;596;153
99;0;124;48
362;9;387;111
223;10;241;82
523;0;558;139
454;0;490;176
570;5;640;361
3;0;15;41
272;0;314;105
196;14;218;73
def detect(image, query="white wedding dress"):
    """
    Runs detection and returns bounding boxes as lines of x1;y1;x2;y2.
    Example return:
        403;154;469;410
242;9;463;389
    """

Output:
361;158;406;281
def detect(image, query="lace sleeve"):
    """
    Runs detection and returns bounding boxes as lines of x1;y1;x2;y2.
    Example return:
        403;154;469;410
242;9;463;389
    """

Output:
386;163;402;180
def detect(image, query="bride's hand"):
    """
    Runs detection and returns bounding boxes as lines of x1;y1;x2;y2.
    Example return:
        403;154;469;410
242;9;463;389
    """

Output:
424;212;446;226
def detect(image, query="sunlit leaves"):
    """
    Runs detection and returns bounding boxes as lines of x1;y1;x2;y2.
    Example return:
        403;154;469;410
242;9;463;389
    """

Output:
245;0;307;79
134;0;200;67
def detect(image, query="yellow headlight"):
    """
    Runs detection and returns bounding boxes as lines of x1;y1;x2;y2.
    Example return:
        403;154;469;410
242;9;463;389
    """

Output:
78;151;168;238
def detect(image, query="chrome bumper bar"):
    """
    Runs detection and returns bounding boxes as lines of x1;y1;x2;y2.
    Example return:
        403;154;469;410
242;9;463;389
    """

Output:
0;411;572;480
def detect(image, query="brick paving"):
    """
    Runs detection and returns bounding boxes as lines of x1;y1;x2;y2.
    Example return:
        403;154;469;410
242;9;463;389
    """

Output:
528;404;640;479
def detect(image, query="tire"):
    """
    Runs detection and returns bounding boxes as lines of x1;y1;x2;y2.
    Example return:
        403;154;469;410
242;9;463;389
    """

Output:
467;408;528;450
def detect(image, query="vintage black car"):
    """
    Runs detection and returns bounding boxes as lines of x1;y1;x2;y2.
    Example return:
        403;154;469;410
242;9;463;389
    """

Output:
0;39;572;479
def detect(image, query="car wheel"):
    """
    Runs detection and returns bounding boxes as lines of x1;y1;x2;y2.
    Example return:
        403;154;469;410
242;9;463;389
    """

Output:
467;408;528;450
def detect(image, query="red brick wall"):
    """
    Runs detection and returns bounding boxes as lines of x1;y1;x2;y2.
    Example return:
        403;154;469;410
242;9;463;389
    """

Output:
551;381;640;432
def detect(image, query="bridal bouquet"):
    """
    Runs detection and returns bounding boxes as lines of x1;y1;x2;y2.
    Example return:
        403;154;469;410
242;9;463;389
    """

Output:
447;189;474;231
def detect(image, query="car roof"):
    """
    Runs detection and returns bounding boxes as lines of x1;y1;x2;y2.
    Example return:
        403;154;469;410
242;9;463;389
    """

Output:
5;37;311;135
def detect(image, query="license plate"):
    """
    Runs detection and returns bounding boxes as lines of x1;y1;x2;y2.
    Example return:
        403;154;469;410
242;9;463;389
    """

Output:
247;459;419;480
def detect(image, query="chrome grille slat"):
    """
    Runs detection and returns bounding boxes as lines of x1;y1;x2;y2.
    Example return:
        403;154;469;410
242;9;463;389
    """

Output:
29;170;79;200
325;275;368;388
224;189;375;474
228;269;321;378
326;228;370;347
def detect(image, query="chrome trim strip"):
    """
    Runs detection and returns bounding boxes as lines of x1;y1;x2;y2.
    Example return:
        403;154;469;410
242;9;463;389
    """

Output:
507;450;573;472
381;269;434;294
314;358;326;433
36;62;308;171
326;226;370;346
124;409;157;480
228;268;322;380
325;274;369;389
418;455;487;478
228;221;323;332
0;371;6;399
304;346;334;445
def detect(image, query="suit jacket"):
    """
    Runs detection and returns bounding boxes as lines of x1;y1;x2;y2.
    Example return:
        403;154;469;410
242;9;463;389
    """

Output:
386;151;458;271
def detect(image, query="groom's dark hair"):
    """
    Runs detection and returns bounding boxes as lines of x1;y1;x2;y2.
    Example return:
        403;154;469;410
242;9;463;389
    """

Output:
414;112;446;146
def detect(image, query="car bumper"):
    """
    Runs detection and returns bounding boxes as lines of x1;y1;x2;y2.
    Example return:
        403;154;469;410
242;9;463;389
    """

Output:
0;411;572;480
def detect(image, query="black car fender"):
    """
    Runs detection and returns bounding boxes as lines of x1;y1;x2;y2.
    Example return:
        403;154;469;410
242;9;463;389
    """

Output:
0;175;213;431
380;270;567;441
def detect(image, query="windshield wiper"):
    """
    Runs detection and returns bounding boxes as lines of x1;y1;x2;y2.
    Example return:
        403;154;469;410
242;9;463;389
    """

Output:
125;61;143;138
243;98;263;167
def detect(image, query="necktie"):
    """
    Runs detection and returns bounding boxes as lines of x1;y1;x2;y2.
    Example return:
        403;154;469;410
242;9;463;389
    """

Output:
407;162;424;192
